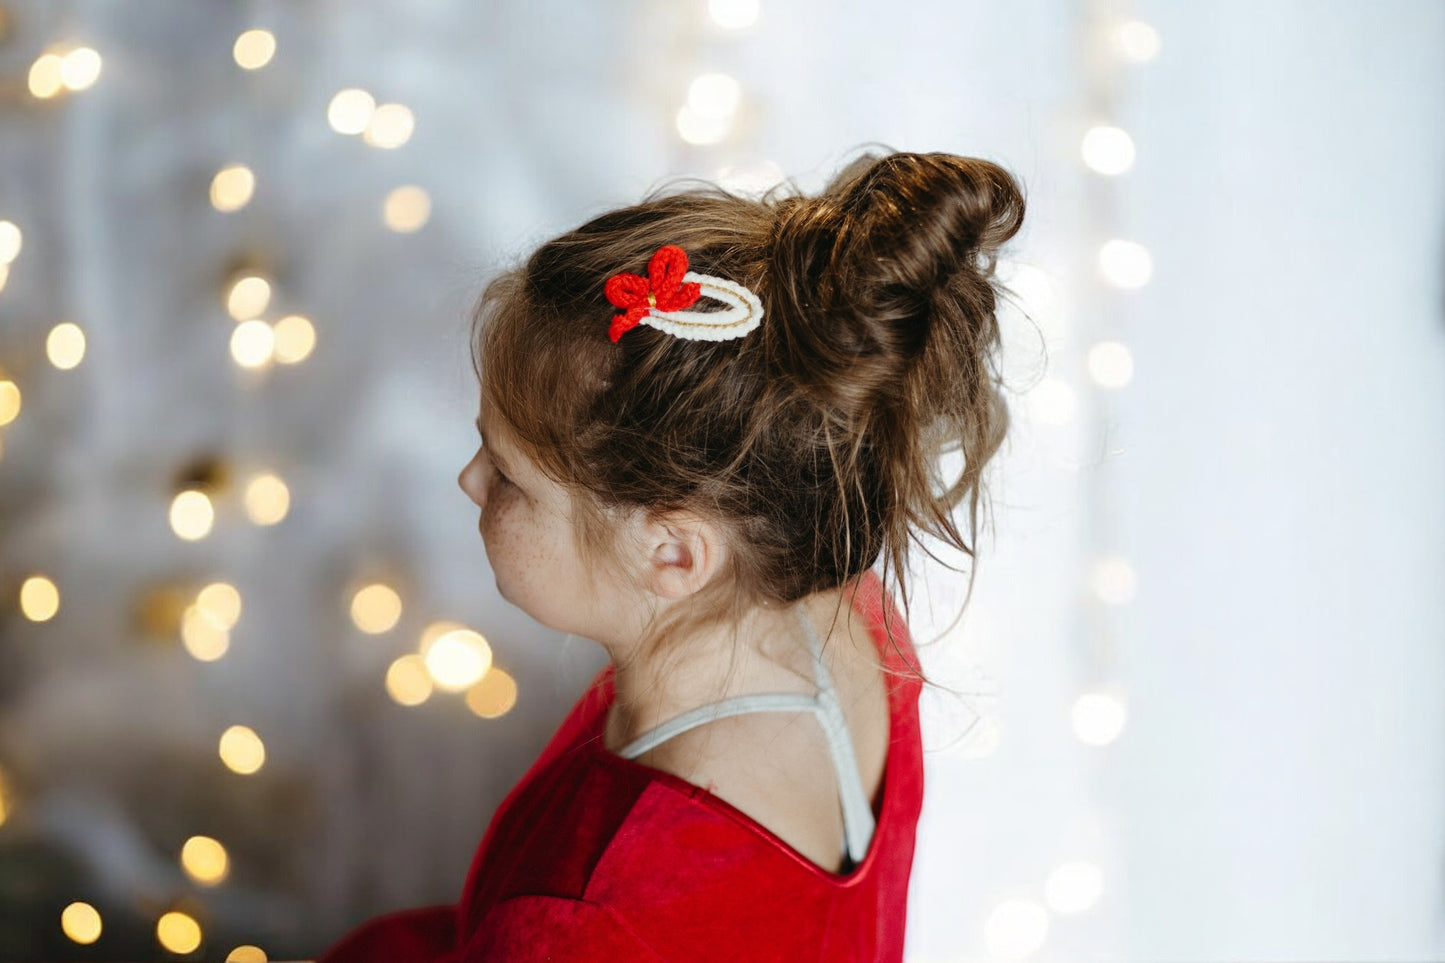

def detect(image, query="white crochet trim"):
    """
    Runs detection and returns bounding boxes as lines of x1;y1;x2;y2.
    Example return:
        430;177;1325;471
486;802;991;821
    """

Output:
639;272;764;342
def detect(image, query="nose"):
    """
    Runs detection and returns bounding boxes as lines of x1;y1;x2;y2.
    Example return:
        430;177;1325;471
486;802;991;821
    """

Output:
459;449;486;509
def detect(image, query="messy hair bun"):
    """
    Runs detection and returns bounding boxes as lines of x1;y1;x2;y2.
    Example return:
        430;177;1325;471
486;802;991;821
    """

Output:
471;149;1026;668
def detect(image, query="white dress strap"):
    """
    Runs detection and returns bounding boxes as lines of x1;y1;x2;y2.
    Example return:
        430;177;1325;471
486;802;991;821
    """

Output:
615;693;820;760
795;610;877;865
615;606;877;865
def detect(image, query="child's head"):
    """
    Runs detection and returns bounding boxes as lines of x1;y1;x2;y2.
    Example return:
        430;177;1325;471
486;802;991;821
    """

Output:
464;149;1025;664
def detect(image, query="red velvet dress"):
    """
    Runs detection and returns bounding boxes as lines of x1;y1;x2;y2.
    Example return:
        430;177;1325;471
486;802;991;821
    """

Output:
317;569;923;962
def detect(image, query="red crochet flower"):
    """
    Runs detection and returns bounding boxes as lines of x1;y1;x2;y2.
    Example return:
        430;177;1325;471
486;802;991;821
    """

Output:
604;245;703;342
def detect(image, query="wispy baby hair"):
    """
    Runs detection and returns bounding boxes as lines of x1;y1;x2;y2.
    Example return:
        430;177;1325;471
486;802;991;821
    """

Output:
470;148;1026;670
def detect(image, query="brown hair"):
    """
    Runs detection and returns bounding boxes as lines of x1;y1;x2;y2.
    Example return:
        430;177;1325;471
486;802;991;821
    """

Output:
469;149;1026;680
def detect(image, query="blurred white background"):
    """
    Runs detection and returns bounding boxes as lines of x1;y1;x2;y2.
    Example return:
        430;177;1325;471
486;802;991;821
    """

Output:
0;0;1440;960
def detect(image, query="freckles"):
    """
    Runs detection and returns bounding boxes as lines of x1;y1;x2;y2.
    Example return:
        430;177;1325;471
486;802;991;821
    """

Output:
482;499;549;577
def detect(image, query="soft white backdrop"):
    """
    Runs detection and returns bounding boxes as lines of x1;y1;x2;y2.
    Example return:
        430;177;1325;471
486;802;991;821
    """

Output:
0;0;1439;960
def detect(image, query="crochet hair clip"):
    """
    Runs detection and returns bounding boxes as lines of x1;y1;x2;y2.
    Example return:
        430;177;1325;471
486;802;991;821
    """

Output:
604;245;764;343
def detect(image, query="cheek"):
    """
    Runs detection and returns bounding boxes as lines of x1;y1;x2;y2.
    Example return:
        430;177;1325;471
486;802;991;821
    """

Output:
479;494;573;605
479;489;526;558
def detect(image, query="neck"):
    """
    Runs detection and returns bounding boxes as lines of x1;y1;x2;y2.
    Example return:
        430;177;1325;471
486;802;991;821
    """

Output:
601;585;860;751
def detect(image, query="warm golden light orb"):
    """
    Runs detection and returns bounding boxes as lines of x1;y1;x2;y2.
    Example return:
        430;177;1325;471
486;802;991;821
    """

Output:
226;274;272;321
59;47;102;91
60;902;102;944
383;186;431;233
363;103;415;149
180;835;230;886
244;472;290;525
181;604;230;661
0;220;21;264
218;725;265;774
27;52;64;99
230;319;276;369
233;29;276;70
385;654;432;706
169;489;216;541
466;668;518;719
351;583;402;634
328;88;376;134
423;628;493;692
0;378;18;426
210;164;256;212
156;910;203;954
197;582;243;629
46;321;86;370
20;575;60;622
272;314;316;363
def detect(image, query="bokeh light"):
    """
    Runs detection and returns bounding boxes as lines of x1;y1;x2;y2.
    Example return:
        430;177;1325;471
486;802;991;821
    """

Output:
226;273;272;321
350;583;402;634
0;378;19;426
169;489;216;541
156;910;203;954
383;186;431;232
227;946;268;963
218;725;265;774
385;654;433;706
231;319;277;368
1072;690;1128;746
60;902;102;945
1090;555;1137;605
20;575;60;622
687;72;741;119
675;105;730;145
0;220;21;264
244;472;290;525
197;582;243;629
1098;239;1153;288
272;314;317;364
328;88;376;134
46;322;86;370
1081;125;1136;175
466;668;518;719
180;835;230;886
59;47;102;91
422;628;493;692
1086;340;1134;389
181;604;230;662
27;53;64;99
233;29;276;70
363;103;415;149
210;164;256;212
1115;20;1162;62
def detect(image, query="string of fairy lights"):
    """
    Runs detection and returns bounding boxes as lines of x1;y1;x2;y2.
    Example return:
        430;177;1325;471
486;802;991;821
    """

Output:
0;13;519;958
969;10;1161;963
0;0;1160;958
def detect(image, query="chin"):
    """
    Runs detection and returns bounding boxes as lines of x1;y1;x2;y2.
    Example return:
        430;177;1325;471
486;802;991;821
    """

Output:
494;579;545;626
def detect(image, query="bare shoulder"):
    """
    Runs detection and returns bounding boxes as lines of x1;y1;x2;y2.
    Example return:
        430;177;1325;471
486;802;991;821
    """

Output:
636;593;891;873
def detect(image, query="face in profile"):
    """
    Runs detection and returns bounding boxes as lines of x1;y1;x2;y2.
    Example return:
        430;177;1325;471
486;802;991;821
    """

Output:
457;398;614;640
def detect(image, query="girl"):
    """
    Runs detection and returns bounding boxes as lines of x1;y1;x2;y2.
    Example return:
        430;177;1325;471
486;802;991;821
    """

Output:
317;149;1025;962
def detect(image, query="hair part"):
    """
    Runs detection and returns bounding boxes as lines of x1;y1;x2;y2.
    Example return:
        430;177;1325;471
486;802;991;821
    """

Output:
470;148;1027;683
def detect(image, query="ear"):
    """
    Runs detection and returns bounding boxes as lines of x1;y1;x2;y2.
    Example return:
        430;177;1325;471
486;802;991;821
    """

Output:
638;510;724;601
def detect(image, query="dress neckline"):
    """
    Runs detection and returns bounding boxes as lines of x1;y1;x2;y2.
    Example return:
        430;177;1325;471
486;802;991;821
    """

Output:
579;570;916;885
